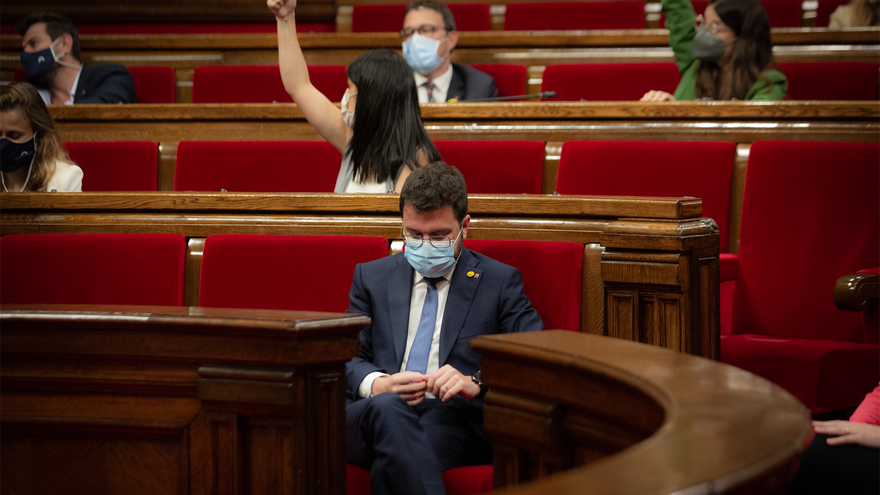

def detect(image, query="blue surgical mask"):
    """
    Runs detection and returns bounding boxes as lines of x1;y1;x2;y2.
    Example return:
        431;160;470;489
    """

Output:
402;33;448;76
404;227;463;278
1;134;37;173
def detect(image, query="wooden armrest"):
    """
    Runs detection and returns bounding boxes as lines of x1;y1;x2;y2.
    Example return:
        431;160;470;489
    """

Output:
834;273;879;312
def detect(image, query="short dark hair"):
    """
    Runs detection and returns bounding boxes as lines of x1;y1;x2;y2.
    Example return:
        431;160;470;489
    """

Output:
405;0;457;31
400;162;468;223
16;12;81;62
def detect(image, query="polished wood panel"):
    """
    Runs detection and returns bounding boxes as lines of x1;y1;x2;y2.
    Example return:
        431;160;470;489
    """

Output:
1;304;369;495
471;331;812;493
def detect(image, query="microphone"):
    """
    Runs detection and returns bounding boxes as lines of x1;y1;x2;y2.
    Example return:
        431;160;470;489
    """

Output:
448;91;556;103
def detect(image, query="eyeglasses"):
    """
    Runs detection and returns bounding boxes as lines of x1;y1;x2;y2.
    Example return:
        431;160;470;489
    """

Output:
694;14;730;34
399;24;447;41
401;225;462;248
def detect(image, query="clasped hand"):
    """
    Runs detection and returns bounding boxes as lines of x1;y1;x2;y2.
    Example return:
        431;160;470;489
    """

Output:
267;0;296;19
372;365;482;406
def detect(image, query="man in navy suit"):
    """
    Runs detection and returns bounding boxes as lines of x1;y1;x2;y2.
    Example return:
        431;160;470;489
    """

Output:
17;13;137;105
400;0;498;102
345;163;543;495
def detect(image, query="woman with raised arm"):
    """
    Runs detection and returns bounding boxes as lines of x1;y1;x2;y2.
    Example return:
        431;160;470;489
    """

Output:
268;0;440;193
641;0;787;101
0;81;82;192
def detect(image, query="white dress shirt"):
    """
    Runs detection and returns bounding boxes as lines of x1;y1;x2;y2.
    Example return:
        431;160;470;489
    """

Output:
358;263;457;398
414;65;453;103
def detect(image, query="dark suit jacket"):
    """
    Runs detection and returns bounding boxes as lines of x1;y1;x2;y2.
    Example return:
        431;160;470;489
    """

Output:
345;247;542;409
446;63;498;102
73;63;138;104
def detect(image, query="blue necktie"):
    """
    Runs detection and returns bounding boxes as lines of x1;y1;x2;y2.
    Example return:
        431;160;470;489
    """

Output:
405;277;442;374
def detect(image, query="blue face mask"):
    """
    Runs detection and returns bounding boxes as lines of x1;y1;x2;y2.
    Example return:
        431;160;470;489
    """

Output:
20;37;64;80
1;134;37;173
404;226;463;278
402;33;448;76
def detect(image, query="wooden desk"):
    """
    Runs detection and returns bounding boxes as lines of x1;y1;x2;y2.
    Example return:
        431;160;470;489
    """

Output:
3;29;876;102
471;331;813;494
0;304;369;495
0;193;721;360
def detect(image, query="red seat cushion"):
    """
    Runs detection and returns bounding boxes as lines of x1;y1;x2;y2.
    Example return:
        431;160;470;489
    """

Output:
199;234;388;312
721;334;880;412
556;140;736;253
779;62;879;101
127;66;176;103
352;4;491;32
434;141;544;194
192;65;348;103
464;239;583;331
174;141;341;192
346;464;492;495
447;4;492;31
0;234;186;306
504;2;645;30
659;0;707;28
70;23;334;34
470;64;527;99
761;0;804;27
65;141;158;191
541;63;681;101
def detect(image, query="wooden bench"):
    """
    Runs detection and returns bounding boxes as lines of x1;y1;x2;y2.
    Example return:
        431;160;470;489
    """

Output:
43;101;880;253
2;29;877;103
0;193;721;360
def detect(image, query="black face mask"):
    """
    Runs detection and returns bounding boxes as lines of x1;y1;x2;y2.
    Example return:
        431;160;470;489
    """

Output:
1;134;37;173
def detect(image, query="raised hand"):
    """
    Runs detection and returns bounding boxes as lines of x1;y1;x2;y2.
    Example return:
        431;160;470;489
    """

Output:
267;0;296;19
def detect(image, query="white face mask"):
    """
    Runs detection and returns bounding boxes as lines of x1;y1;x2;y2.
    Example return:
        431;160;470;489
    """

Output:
341;88;357;128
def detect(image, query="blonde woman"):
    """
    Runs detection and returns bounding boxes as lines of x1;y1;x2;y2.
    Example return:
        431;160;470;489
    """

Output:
0;82;82;192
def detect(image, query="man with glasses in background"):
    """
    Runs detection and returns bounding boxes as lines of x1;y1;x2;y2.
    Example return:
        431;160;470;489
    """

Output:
400;0;498;102
344;162;542;495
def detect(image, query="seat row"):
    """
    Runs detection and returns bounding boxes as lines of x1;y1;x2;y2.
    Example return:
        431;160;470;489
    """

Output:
17;62;878;103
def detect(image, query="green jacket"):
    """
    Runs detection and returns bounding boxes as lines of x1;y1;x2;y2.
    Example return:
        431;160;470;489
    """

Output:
664;0;787;100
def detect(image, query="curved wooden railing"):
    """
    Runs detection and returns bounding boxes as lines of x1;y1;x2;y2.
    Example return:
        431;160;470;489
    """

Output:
471;330;813;494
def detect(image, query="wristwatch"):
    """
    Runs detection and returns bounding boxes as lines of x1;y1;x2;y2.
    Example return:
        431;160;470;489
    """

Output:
471;370;486;389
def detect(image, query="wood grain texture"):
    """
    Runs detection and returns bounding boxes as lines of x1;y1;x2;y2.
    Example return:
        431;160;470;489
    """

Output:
471;331;812;494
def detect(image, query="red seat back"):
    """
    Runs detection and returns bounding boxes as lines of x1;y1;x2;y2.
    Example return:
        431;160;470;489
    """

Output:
761;0;803;26
541;63;680;101
0;234;186;306
504;2;645;30
199;234;389;312
470;64;527;99
174;141;341;192
814;0;851;26
65;141;158;191
191;65;348;103
780;62;879;100
731;141;880;342
556;140;736;252
659;0;707;28
434;140;544;194
352;4;491;32
127;66;176;103
71;23;334;34
464;239;583;332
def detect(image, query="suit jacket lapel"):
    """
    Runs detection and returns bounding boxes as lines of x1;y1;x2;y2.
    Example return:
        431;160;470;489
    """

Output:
439;247;481;365
74;63;92;101
387;256;414;366
447;64;466;102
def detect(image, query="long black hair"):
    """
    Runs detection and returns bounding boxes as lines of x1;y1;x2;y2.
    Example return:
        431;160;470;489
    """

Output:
695;0;774;100
346;49;440;184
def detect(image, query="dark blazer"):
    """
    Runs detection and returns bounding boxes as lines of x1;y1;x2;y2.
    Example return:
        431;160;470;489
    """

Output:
446;63;498;102
73;63;138;104
345;247;542;406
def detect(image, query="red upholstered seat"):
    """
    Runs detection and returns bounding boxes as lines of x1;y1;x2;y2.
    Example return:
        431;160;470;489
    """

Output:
814;0;852;26
721;141;880;413
541;63;681;101
658;0;707;28
347;464;493;495
469;64;527;99
352;4;491;32
70;23;334;34
779;62;880;101
761;0;804;27
199;234;388;312
504;1;646;30
191;65;348;103
174;141;341;192
0;234;186;306
65;141;158;191
556;140;736;253
126;66;175;103
464;239;583;331
434;140;544;194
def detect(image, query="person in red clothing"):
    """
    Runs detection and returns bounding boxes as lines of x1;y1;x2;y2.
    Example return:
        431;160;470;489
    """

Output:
789;383;880;494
